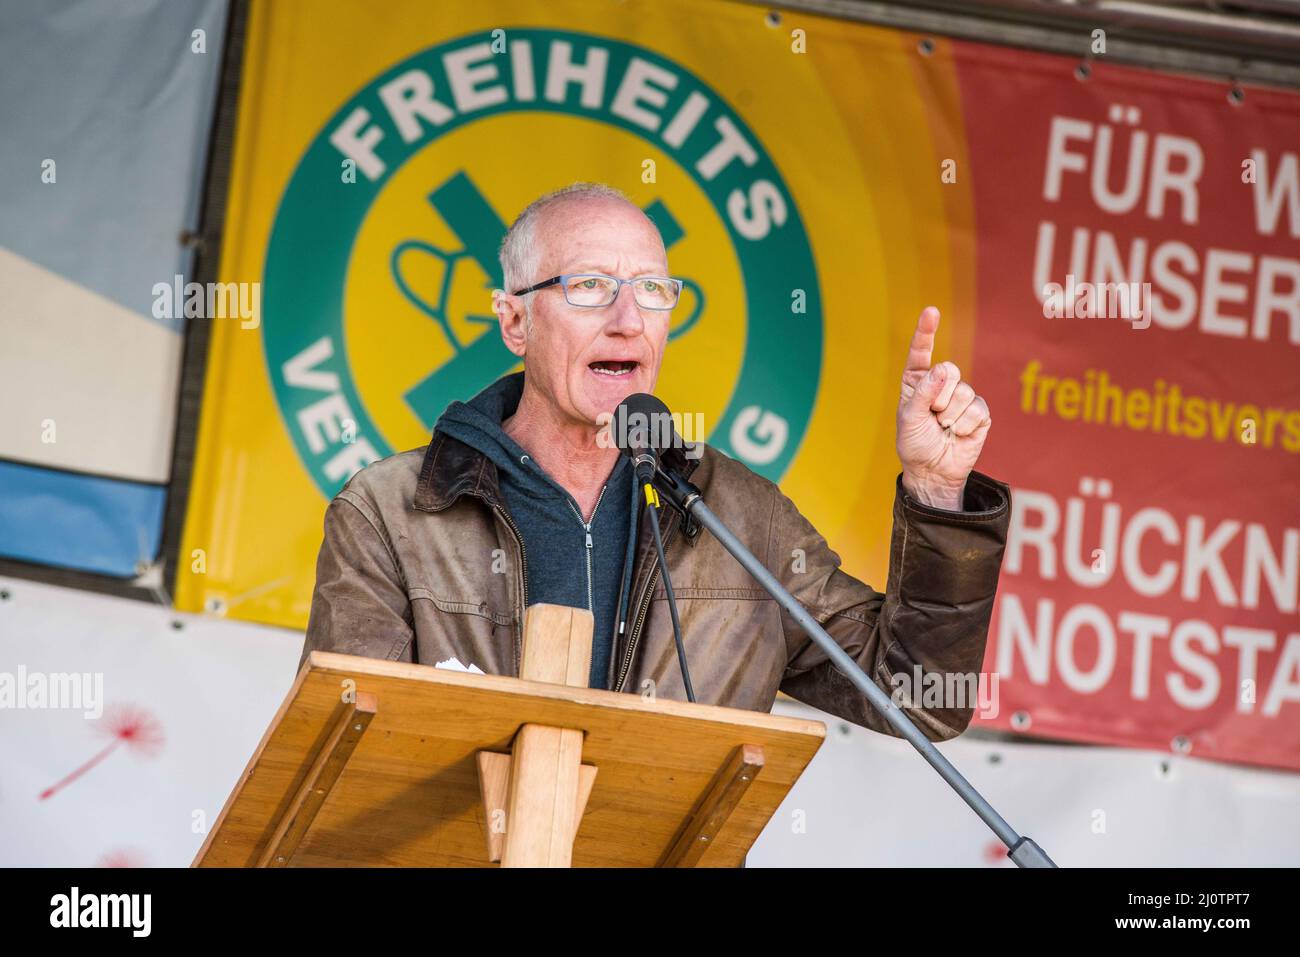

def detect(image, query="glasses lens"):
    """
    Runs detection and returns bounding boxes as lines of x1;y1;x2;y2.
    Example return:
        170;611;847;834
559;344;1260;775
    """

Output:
564;275;619;306
633;278;680;310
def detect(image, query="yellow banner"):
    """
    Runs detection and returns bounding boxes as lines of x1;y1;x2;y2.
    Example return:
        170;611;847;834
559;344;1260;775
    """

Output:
177;0;972;627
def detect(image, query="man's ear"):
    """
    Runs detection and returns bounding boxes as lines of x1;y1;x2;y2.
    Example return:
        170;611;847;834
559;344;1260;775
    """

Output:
494;289;527;358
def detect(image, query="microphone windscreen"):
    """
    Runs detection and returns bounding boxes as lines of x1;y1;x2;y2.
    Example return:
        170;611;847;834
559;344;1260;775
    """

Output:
612;393;673;455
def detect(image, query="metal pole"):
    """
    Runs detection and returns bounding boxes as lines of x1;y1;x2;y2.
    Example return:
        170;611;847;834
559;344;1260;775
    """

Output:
683;494;1057;867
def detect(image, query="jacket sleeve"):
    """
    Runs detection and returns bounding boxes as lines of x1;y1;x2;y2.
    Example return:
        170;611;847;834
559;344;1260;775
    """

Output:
298;490;416;671
775;471;1010;741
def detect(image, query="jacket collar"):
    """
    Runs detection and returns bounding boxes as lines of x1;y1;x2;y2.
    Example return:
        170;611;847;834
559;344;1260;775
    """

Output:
413;428;503;512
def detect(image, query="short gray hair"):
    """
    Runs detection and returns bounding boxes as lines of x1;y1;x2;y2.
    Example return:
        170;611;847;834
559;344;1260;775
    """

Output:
498;182;637;296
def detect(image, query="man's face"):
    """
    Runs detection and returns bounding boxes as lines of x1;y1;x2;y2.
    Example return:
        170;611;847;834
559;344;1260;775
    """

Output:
499;197;671;428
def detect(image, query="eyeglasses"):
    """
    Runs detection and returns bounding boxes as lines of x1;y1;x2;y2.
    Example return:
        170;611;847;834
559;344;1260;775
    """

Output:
512;273;683;311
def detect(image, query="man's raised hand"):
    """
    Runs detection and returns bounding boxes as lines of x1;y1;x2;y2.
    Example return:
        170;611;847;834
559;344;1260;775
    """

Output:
896;306;991;510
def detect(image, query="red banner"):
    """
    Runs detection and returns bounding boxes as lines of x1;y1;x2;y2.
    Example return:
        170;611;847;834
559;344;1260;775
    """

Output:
958;43;1300;770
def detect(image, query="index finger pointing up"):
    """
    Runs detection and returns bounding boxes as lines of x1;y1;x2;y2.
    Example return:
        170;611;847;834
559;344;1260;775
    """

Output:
905;306;941;373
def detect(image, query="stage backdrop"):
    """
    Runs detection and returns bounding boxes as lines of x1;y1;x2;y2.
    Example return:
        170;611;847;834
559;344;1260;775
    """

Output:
177;0;1300;771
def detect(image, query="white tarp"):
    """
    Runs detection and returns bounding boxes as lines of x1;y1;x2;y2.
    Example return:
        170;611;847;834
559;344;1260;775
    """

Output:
755;700;1300;866
0;576;301;867
2;574;1296;866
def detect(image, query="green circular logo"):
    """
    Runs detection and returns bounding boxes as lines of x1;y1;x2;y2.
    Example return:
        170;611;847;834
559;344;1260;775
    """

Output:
263;29;822;497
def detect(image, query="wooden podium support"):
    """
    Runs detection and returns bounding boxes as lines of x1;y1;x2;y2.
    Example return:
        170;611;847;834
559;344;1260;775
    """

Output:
194;604;825;867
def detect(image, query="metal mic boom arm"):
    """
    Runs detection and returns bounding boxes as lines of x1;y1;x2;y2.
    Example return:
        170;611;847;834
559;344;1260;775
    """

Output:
651;464;1057;869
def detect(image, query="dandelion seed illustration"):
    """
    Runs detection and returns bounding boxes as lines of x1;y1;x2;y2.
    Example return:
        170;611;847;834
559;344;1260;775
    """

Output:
983;840;1008;865
98;847;148;868
39;704;164;801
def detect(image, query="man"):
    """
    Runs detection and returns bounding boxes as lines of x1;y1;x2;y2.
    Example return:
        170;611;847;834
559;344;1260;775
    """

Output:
300;182;1009;742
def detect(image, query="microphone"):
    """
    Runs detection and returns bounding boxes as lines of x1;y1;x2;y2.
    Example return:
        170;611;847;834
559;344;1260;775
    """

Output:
611;393;673;483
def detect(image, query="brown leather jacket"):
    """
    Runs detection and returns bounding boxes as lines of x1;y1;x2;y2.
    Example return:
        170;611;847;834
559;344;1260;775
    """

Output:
300;431;1011;742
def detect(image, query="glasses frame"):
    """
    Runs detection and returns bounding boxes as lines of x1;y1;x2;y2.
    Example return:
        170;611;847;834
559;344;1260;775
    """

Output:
511;273;683;311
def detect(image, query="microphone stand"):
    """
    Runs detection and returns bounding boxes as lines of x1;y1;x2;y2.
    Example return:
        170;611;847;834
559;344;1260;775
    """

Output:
652;463;1057;869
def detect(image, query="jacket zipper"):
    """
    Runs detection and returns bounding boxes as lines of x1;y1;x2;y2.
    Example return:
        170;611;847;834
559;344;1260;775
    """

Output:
565;484;608;614
613;510;675;693
491;505;528;677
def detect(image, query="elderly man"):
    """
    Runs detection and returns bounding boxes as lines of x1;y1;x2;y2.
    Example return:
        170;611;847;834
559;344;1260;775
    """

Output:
301;182;1009;742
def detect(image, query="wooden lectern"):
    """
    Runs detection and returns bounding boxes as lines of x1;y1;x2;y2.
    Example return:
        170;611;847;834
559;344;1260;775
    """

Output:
193;604;825;867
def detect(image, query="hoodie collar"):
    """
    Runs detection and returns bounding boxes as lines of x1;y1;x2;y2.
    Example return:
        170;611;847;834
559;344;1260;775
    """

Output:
414;373;701;513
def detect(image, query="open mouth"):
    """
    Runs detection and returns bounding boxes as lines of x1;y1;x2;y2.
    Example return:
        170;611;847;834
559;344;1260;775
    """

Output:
588;360;638;377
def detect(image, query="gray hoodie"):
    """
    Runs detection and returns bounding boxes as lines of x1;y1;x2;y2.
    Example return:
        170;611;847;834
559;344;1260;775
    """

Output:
435;373;638;689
